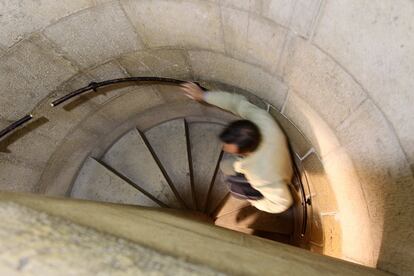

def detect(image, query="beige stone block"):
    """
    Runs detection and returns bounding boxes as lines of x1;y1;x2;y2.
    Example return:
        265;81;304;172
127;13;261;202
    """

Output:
220;8;249;60
322;147;376;266
188;50;288;109
309;208;324;246
0;35;78;120
121;0;225;52
220;0;261;13
321;214;342;258
269;106;313;158
337;100;412;223
0;118;10;130
0;0;93;47
302;153;338;213
44;2;143;69
0;117;58;167
119;49;192;79
31;73;99;144
283;37;367;129
313;0;414;170
86;61;133;105
96;86;165;126
283;91;341;158
290;0;322;38
0;157;42;192
221;8;288;73
261;0;296;27
38;126;102;195
336;100;414;272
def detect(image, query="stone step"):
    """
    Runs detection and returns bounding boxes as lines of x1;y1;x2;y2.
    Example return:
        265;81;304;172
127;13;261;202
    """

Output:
144;119;194;209
213;195;251;219
188;122;224;211
206;169;229;215
214;206;294;235
102;128;182;208
71;157;159;207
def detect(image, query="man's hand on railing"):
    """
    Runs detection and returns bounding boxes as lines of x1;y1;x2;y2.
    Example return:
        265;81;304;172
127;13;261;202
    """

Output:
180;82;205;102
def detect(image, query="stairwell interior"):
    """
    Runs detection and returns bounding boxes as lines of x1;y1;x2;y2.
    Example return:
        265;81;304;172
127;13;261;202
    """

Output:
0;0;413;275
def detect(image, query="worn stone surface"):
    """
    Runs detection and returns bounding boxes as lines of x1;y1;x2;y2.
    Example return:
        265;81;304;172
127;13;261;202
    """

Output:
95;86;165;126
189;50;288;110
314;0;414;171
0;157;42;193
215;206;294;235
220;0;261;13
0;0;94;47
0;118;58;168
0;193;388;276
102;128;181;208
322;147;376;266
189;122;223;211
283;37;367;129
145;119;194;209
206;170;228;215
302;153;338;213
336;99;414;274
121;0;225;52
119;49;192;79
85;61;133;105
221;7;287;73
0;202;222;275
283;92;341;158
321;214;342;258
213;195;250;219
289;0;322;38
261;0;295;27
262;0;322;38
0;35;78;120
44;2;143;69
71;157;159;207
262;0;321;37
30;73;99;145
270;106;313;158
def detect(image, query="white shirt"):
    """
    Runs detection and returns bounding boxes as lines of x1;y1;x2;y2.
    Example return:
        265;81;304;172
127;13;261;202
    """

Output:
204;91;293;213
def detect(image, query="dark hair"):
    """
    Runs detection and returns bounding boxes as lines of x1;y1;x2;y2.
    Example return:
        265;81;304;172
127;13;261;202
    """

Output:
219;120;262;154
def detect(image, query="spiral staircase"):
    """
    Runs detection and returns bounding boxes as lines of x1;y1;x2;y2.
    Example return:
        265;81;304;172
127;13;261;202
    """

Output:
66;85;302;245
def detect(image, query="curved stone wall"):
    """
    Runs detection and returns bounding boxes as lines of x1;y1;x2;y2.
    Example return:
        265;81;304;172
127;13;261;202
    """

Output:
0;1;413;274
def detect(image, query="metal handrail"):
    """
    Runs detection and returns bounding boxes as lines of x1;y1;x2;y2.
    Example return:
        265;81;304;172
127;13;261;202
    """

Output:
50;77;192;107
0;77;206;140
0;115;33;140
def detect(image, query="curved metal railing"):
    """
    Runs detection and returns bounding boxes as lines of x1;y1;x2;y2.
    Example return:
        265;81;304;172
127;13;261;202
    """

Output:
0;77;208;140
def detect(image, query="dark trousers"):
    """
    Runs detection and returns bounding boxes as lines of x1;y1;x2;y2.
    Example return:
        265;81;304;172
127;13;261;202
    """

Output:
225;173;264;200
220;155;263;200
